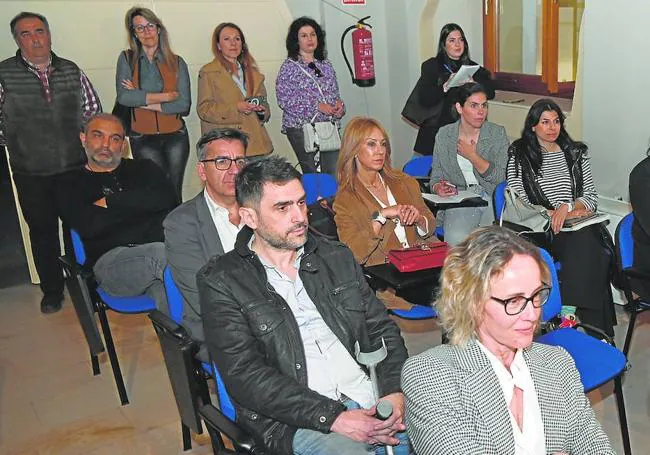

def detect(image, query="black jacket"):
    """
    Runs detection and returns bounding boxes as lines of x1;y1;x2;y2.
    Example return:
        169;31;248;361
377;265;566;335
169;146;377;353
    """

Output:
57;159;177;267
197;227;408;454
414;56;494;155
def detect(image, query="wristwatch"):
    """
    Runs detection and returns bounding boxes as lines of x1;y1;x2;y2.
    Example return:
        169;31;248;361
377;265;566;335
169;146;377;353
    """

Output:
371;210;387;225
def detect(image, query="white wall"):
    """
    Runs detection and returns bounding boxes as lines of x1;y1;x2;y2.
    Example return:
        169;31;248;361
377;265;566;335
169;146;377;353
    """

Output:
285;0;481;167
581;1;650;201
0;0;295;199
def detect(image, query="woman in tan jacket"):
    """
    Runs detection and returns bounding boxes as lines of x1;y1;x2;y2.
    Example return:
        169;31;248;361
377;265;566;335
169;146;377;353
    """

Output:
334;117;437;310
197;23;273;157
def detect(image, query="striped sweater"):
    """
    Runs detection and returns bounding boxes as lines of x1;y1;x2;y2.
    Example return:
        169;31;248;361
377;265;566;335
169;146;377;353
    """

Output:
506;149;598;212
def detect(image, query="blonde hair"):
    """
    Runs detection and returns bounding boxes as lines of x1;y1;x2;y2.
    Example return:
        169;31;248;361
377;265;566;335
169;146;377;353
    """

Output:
212;22;258;97
124;7;178;72
336;117;400;195
437;226;550;346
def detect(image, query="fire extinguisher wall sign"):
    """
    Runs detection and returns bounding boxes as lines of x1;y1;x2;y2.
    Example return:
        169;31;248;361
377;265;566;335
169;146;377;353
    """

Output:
341;16;376;87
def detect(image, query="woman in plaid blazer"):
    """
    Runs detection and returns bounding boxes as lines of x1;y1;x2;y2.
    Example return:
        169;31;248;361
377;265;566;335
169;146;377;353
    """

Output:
402;227;614;454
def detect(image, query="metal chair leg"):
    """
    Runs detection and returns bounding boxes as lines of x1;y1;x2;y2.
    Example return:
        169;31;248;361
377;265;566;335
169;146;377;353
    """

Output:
181;422;192;451
96;306;129;405
90;349;100;375
622;302;638;356
614;376;632;455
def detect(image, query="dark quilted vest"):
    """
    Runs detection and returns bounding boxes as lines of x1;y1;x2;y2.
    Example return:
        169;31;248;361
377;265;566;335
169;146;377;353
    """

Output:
0;51;86;175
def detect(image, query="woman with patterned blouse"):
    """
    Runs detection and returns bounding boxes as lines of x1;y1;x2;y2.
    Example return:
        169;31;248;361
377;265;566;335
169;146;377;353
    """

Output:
276;17;345;175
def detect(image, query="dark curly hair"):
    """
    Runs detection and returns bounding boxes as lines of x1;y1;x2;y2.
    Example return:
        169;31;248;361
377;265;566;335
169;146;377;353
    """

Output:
285;17;327;61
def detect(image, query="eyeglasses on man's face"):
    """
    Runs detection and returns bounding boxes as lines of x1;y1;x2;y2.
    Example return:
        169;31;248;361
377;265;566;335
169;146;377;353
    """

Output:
200;156;248;171
133;23;158;34
308;62;323;78
490;284;551;316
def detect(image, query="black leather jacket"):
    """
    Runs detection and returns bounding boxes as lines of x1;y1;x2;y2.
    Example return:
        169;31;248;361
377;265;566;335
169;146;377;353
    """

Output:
197;227;408;454
511;144;585;209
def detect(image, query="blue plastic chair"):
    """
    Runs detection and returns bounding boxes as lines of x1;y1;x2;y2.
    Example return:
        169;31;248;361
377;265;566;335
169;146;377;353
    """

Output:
615;213;650;356
391;305;437;320
402;155;433;177
493;180;508;222
535;248;631;454
62;230;156;405
302;173;338;205
163;267;236;420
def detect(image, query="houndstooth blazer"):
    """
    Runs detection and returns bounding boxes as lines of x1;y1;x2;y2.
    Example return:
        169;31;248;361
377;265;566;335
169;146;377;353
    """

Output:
402;339;615;455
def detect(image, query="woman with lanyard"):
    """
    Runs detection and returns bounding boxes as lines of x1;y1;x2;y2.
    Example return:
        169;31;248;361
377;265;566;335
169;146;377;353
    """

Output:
276;17;345;175
197;23;273;158
413;23;494;156
117;6;191;203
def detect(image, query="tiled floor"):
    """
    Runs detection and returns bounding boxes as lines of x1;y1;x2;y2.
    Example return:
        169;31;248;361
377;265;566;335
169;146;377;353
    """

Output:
1;283;648;454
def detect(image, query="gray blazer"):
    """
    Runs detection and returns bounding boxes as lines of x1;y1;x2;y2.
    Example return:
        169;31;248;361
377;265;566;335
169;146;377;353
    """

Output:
402;340;615;455
429;120;509;196
163;192;224;347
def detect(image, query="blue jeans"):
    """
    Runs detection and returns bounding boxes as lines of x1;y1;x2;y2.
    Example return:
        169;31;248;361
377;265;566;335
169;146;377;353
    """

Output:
92;242;168;313
440;186;493;246
293;400;411;455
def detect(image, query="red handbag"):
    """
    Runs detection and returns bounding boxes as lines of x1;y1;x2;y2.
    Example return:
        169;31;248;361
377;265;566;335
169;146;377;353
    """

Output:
388;242;449;272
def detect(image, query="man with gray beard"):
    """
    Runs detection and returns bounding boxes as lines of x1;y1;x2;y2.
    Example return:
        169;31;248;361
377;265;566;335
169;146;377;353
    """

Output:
57;113;177;311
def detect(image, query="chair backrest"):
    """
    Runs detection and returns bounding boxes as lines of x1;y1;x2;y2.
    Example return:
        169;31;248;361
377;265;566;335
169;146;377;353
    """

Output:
616;213;634;269
493;181;508;222
402;155;433;177
71;229;87;266
208;362;236;421
539;247;561;322
302;173;338;205
163;266;184;324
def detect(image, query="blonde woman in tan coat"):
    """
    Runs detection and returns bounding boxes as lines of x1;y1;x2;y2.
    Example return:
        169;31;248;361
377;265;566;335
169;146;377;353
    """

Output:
197;23;273;157
334;117;437;310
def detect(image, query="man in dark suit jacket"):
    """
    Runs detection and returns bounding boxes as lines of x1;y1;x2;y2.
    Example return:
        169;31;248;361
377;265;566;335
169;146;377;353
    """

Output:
163;128;248;358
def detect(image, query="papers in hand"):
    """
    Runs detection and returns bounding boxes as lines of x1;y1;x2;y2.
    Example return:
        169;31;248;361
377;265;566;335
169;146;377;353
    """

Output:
447;65;480;89
561;212;610;232
422;190;481;204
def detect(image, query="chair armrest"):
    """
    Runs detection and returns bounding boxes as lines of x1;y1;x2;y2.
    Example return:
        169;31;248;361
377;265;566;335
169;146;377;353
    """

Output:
199;404;268;455
148;310;192;342
624;267;650;282
574;323;616;347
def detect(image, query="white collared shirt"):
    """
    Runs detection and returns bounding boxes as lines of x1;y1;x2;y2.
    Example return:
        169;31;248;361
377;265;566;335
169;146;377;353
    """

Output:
477;341;546;455
203;189;242;252
457;154;479;185
253;239;375;408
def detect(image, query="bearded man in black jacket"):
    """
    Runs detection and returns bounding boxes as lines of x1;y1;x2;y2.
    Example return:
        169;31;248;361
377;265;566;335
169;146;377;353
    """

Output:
57;113;177;311
197;156;410;455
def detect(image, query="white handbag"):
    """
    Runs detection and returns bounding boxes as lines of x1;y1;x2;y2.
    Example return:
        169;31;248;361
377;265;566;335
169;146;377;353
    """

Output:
500;186;551;233
302;116;341;153
292;61;341;153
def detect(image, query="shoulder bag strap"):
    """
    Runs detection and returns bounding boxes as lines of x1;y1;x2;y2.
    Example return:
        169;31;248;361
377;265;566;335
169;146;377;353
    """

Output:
290;60;329;123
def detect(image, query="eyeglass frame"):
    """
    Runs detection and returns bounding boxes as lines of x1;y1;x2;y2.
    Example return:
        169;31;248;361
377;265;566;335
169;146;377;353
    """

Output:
132;23;158;34
307;62;323;78
199;156;248;171
489;283;551;316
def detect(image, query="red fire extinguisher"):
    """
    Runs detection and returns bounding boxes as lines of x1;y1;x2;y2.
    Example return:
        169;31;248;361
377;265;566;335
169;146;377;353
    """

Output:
341;16;375;88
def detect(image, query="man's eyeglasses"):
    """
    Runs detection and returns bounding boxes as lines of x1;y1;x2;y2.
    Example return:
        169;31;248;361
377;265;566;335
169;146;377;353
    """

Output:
200;157;248;171
133;23;158;34
308;62;323;78
490;284;551;316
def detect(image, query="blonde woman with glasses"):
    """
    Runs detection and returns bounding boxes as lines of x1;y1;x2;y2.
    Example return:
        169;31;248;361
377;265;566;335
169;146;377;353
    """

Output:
116;6;191;203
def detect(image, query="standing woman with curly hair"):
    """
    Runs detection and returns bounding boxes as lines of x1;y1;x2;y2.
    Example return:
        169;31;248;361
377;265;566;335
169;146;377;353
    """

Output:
197;23;272;158
116;6;191;202
276;17;345;175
